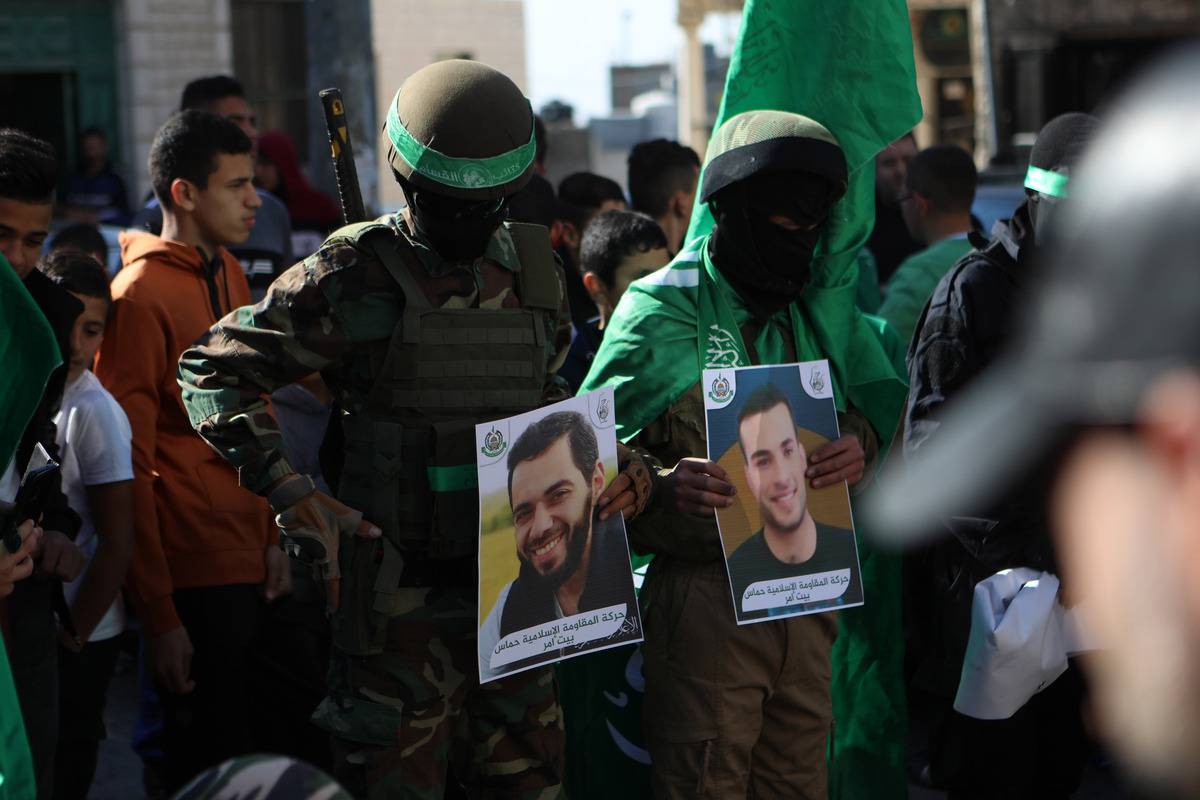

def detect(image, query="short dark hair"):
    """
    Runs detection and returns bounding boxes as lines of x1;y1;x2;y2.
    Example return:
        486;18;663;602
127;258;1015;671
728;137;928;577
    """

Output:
558;172;625;229
627;139;700;218
49;223;108;261
580;209;668;285
508;173;565;228
736;383;794;461
180;75;245;112
905;145;977;214
150;111;252;210
37;249;111;305
0;128;58;204
506;411;599;505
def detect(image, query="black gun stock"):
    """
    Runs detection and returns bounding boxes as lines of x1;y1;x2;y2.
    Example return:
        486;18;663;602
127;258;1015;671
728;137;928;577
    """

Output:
319;88;368;225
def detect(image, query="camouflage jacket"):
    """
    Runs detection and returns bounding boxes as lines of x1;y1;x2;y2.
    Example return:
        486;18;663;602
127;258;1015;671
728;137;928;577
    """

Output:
178;214;572;496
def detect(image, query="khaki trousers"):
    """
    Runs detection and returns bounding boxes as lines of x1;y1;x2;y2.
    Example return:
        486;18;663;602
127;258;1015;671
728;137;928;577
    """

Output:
641;557;837;799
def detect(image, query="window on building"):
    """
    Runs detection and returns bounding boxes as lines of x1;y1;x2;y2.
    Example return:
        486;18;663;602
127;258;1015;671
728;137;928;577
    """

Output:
231;0;310;157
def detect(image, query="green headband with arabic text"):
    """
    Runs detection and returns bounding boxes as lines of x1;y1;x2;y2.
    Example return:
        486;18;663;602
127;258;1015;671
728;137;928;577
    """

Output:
1024;165;1070;198
385;89;536;191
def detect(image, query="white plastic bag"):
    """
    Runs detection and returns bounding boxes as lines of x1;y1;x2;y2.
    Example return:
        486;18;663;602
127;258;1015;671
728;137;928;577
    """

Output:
954;568;1069;720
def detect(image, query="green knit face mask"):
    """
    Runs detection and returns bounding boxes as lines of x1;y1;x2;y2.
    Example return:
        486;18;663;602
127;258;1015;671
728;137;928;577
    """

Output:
386;89;535;191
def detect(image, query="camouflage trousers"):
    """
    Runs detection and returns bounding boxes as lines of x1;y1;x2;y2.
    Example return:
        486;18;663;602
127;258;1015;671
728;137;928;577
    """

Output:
312;577;564;800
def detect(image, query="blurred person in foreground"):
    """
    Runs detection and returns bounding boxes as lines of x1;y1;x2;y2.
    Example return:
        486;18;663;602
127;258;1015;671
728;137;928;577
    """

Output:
95;110;326;791
877;144;977;345
37;251;134;800
0;128;88;799
558;209;669;392
898;111;1099;799
872;47;1200;800
627;139;700;256
868;132;921;284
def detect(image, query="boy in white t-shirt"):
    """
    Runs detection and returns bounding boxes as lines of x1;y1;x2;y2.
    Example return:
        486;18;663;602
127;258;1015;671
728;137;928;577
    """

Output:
38;250;134;800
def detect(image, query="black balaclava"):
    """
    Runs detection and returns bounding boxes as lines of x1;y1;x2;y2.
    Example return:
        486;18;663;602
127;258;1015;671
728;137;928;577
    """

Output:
397;172;509;262
1025;112;1099;242
709;170;838;316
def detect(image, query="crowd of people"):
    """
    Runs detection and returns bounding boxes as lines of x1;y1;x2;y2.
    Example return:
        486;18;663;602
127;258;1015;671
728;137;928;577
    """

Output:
1;29;1199;800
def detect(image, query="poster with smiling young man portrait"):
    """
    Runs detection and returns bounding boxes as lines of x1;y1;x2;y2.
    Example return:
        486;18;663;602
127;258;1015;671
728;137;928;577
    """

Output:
704;362;864;624
477;388;642;681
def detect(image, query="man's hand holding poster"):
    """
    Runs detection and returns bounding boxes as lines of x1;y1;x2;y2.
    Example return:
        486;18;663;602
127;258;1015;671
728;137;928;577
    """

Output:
703;361;865;624
477;388;643;682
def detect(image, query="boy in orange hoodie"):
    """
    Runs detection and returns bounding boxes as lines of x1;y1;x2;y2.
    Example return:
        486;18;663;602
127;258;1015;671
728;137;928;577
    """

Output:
94;110;307;790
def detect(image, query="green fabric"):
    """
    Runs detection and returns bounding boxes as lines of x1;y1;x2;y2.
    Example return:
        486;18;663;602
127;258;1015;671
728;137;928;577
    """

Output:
0;253;61;470
584;0;919;445
424;464;477;492
878;236;973;345
385;89;536;191
557;555;653;800
582;1;920;796
0;253;49;800
1024;164;1070;198
0;634;32;800
855;249;883;313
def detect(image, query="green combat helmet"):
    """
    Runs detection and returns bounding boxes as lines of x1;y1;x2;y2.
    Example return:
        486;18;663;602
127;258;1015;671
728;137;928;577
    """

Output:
384;59;537;201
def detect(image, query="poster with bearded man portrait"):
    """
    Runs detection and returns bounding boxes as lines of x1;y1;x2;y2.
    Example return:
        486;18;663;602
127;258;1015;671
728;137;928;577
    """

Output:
704;361;864;624
476;388;642;682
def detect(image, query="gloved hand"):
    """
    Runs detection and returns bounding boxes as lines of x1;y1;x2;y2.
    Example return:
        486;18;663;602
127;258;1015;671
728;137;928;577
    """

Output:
598;443;658;521
274;484;381;614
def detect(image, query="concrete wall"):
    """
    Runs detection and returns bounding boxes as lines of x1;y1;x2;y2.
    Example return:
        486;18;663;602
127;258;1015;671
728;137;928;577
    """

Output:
369;0;526;210
115;0;234;199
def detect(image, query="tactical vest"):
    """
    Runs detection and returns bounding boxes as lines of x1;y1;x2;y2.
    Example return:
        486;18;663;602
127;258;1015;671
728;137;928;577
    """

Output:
329;219;560;561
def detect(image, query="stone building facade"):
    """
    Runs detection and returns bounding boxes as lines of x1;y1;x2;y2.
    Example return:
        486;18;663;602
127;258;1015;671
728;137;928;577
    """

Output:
911;0;1200;167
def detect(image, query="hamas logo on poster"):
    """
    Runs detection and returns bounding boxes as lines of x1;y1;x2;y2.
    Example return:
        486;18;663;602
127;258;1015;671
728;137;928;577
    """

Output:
708;373;734;405
480;426;507;458
810;368;825;395
597;396;611;424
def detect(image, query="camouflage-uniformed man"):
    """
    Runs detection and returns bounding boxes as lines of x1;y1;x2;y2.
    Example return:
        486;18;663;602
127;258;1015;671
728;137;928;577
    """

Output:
177;60;650;799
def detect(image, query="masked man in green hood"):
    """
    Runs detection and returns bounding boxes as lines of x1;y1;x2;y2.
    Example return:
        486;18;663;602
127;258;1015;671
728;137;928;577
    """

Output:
178;60;654;799
580;110;885;798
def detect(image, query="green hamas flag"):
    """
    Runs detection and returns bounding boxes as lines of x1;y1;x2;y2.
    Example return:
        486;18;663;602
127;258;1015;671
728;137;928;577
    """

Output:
579;1;920;797
0;252;58;800
0;253;60;468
